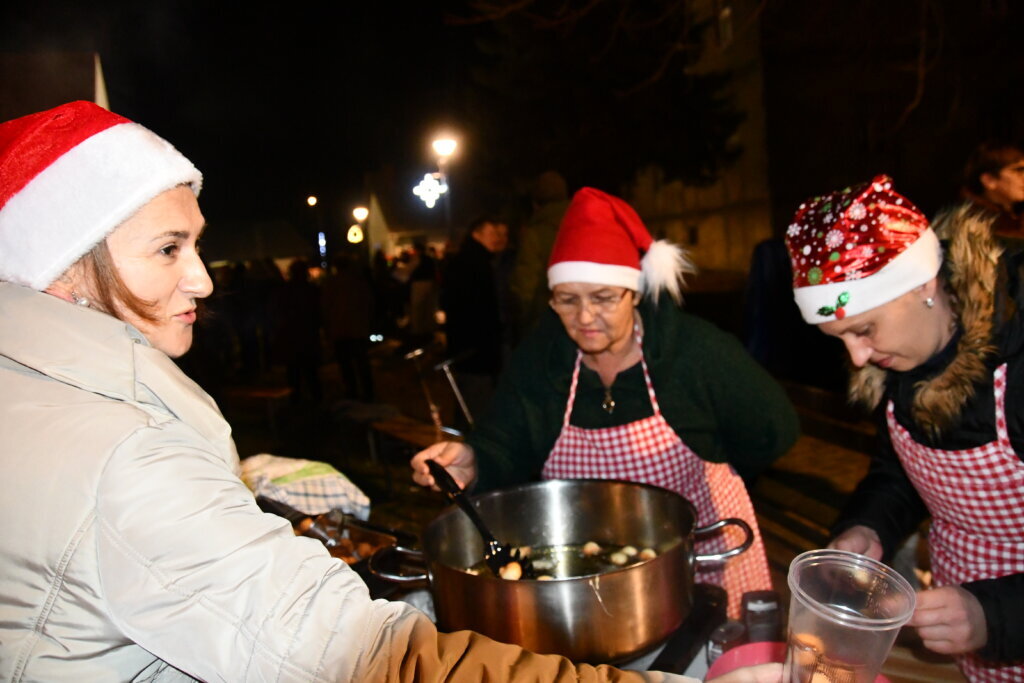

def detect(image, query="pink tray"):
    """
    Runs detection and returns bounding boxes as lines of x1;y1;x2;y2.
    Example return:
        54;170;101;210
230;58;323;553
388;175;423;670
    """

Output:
705;641;890;682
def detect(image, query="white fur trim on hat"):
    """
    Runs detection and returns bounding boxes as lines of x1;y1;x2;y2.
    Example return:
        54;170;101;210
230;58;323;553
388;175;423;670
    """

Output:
548;261;641;291
794;228;942;324
640;239;694;304
0;122;201;290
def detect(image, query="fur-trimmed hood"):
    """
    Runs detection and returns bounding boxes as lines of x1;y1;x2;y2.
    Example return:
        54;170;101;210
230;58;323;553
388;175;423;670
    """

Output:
848;205;1010;437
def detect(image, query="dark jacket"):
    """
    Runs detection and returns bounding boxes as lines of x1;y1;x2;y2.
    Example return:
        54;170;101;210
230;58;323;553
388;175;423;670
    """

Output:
467;298;800;492
442;236;502;374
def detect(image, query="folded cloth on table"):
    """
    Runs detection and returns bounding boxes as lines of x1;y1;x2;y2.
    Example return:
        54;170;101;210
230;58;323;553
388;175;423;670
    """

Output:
240;453;371;520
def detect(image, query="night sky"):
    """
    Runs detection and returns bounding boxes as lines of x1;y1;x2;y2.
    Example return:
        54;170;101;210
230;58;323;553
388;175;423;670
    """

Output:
4;1;1024;253
1;1;481;229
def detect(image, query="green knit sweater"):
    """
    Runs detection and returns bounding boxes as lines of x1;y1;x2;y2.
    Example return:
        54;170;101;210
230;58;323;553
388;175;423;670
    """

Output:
468;300;800;492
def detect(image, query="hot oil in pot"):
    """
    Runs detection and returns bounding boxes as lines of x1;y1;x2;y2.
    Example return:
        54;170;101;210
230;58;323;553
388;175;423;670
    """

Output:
464;542;669;580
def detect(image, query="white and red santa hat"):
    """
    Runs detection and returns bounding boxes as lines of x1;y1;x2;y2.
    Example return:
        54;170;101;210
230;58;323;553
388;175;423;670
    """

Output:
785;175;941;324
547;187;693;302
0;100;202;290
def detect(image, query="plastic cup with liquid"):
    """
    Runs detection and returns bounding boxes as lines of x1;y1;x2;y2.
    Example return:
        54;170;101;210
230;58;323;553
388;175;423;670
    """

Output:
783;549;915;683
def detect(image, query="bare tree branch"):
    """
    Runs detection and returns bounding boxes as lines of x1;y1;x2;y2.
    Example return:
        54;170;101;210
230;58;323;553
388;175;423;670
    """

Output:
592;1;629;63
615;27;698;97
624;0;686;32
446;0;539;26
529;0;607;30
892;0;940;133
451;0;707;94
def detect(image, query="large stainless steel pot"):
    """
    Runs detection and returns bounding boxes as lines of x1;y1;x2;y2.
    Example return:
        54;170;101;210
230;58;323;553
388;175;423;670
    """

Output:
370;479;752;663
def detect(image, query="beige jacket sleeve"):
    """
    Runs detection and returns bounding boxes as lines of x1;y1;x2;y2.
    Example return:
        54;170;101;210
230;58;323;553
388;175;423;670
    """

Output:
96;424;695;682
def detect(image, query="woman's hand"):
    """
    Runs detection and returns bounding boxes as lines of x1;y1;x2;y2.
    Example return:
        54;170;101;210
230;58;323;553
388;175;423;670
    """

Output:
828;525;883;560
706;662;783;683
908;585;987;655
410;441;478;491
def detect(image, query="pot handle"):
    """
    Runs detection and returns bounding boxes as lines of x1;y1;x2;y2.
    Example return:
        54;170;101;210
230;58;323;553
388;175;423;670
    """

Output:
693;517;753;564
366;545;430;585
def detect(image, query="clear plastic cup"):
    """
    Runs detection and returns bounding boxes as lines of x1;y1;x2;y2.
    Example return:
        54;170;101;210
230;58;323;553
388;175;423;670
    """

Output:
783;549;916;683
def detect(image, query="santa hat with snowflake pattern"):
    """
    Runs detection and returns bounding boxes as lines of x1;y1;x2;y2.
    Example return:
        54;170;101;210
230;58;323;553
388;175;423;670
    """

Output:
785;175;941;324
0;100;201;290
547;187;694;302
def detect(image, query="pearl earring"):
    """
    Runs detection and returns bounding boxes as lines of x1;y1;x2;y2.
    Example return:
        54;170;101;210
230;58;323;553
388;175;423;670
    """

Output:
925;297;935;309
71;291;90;307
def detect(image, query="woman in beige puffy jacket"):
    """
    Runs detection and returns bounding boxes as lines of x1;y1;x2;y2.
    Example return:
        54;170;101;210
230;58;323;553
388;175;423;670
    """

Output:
0;101;779;683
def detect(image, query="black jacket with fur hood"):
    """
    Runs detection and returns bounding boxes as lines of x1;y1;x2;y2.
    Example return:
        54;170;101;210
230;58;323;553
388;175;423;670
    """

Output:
834;206;1024;663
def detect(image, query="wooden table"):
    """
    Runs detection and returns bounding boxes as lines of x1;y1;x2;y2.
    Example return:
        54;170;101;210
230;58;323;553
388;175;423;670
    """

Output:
369;415;461;452
880;643;965;682
366;415;462;496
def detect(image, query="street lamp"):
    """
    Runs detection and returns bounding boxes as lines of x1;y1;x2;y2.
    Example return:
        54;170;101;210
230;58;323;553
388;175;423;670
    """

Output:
307;195;318;207
432;137;457;162
349;206;368;245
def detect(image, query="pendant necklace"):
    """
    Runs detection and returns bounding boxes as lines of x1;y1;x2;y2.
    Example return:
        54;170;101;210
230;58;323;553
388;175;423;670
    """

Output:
599;314;640;415
602;386;615;414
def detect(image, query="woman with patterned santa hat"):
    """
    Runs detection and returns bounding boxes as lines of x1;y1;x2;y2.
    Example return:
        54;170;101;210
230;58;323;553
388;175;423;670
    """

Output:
413;187;799;617
785;174;1024;681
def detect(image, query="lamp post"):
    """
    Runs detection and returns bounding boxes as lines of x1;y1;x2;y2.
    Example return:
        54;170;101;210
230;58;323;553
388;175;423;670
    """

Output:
307;195;327;269
432;136;457;236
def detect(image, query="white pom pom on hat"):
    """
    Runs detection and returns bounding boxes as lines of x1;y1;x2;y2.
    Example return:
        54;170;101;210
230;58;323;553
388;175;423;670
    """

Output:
0;100;202;290
547;187;694;302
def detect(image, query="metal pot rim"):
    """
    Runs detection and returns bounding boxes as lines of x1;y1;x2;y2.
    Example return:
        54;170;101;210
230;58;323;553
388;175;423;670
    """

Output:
430;477;699;521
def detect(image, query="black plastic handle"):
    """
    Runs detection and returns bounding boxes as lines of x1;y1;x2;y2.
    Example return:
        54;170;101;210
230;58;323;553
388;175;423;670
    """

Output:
426;460;499;547
255;495;309;524
649;583;727;674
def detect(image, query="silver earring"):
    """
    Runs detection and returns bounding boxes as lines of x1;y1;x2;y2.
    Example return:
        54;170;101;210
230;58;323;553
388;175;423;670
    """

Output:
925;297;935;308
71;291;90;307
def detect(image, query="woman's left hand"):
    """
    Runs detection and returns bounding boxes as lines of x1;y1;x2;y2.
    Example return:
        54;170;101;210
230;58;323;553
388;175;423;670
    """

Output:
907;585;987;655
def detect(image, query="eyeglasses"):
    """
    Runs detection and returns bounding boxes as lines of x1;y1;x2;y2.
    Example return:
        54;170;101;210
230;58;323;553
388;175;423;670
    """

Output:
549;290;629;315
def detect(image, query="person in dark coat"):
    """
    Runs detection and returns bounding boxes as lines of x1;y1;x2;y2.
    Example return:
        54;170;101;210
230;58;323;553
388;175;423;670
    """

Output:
441;216;506;429
322;252;374;402
960;140;1024;240
270;259;322;404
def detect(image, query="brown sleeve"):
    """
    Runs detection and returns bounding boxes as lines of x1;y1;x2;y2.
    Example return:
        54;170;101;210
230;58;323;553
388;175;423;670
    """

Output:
361;610;690;682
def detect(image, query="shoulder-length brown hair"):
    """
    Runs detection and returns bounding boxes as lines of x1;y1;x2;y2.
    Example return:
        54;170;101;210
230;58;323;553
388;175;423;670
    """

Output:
77;240;160;324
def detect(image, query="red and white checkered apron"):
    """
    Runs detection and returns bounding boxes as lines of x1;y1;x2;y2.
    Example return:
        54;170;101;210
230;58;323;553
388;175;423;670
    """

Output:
888;363;1024;681
541;341;772;618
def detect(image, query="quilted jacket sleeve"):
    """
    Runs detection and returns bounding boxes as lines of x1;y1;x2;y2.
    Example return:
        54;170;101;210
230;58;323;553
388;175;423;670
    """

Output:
95;423;691;682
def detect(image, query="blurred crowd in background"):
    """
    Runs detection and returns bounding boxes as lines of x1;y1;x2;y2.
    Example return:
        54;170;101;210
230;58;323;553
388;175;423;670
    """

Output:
177;171;574;422
179;139;1024;426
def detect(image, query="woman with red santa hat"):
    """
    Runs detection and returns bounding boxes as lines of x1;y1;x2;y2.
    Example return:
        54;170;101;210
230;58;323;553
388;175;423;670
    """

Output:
0;101;793;682
413;187;799;618
786;175;1024;681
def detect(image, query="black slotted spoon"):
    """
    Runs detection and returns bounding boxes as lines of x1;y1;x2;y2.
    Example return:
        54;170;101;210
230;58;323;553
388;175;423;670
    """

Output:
426;460;537;579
